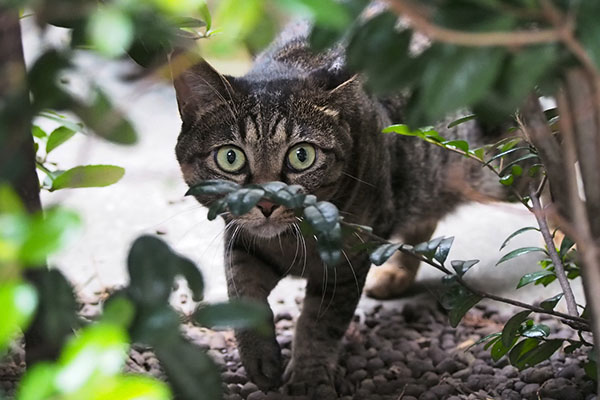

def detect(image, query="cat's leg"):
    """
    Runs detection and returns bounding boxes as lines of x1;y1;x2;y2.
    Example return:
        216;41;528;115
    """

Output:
284;256;369;398
227;247;283;390
364;220;438;299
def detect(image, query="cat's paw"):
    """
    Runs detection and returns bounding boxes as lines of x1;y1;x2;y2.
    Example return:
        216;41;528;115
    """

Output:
238;336;283;391
283;362;337;399
364;264;416;299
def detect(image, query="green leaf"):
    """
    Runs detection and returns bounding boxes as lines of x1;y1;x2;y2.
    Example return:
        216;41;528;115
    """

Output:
420;44;505;121
502;45;558;103
482;146;529;167
584;360;597;382
303;201;339;232
443;140;469;153
186;180;241;196
279;0;350;30
102;296;135;328
17;362;58;400
492;335;518;362
199;0;212;31
19;208;81;265
72;88;137;144
370;243;402;266
173;16;206;28
92;375;171;400
564;341;582;354
174;255;204;302
155;338;222;400
32;125;47;138
0;184;26;214
540;293;563;311
447;114;477;129
46;126;76;154
496;247;547;266
382;124;418;135
508;338;539;365
470;332;501;350
194;300;269;332
500;226;540;250
207;198;227;220
38;112;85;133
448;292;482;328
559;235;576;258
521;324;550;338
433;237;454;264
499;174;514;186
51;165;125;191
517;270;555;289
511;339;563;370
226;188;264;215
88;6;134;57
0;282;38;352
498;153;540;177
451;259;479;277
502;310;531;347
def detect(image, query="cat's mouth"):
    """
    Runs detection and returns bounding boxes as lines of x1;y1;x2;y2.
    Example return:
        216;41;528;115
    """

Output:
235;207;297;239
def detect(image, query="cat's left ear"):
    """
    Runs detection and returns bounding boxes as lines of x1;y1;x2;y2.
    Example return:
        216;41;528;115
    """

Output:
169;50;236;119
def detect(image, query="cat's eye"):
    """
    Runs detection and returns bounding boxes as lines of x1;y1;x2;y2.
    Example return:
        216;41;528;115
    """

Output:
215;146;246;173
287;143;316;172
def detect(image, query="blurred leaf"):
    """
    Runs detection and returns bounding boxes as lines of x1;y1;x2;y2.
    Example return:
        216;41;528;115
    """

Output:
17;362;57;400
498;153;539;176
578;1;600;70
32;125;47;138
19;207;81;265
51;165;125;191
382;124;420;136
194;300;269;332
46;126;76;154
38;111;85;133
540;293;563;311
226;188;264;216
499;174;514;186
102;296;135;328
279;0;350;30
173;16;206;28
92;375;171;400
502;310;531;347
155;338;221;400
500;226;540;250
447;114;476;128
522;324;550;338
508;337;539;365
482;146;529;167
492;335;518;362
199;0;212;30
584;360;598;382
511;339;563;370
72;88;137;145
496;246;547;266
303;201;339;232
559;235;576;258
174;255;204;302
0;184;26;214
0;282;38;352
369;243;402;266
470;332;501;350
564;340;582;354
28;50;72;111
448;292;481;328
420;44;505;121
517;270;555;289
88;6;134;57
186;180;241;196
55;323;129;393
207;198;227;220
451;259;479;277
130;306;181;346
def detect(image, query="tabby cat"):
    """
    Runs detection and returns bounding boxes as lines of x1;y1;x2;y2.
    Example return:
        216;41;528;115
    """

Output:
172;23;502;398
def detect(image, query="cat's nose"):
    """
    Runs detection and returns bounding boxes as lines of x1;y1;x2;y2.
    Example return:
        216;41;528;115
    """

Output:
256;200;279;218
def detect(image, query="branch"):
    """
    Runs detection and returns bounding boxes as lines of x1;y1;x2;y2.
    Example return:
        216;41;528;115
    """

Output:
530;187;579;316
385;0;564;47
349;223;591;330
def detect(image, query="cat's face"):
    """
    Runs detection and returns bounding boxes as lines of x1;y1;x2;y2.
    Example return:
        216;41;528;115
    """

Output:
173;56;356;238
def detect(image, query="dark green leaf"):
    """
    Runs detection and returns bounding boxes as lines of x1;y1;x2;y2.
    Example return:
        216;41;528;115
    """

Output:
226;188;264;216
498;153;540;177
482;146;529;167
51;165;125;191
502;45;558;103
194;300;269;332
174;256;204;302
540;293;563;311
451;259;479;277
508;338;539;365
102;296;135;328
559;235;576;258
303;201;339;232
45;126;76;154
512;339;563;370
584;360;597;382
370;243;402;266
502;310;531;347
470;332;501;350
517;270;555;289
17;362;57;400
186;180;241;196
492;335;518;361
448;292;482;328
447;114;476;128
0;282;38;352
496;247;547;266
564;341;582;354
521;324;550;338
433;237;454;264
207;198;227;220
500;227;540;250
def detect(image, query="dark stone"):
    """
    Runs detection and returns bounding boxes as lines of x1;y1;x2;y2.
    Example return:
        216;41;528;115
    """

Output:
500;365;519;379
420;371;439;387
349;369;368;382
522;366;554;383
247;392;266;400
500;389;522;400
367;357;385;372
539;377;584;400
465;374;498;391
418;391;437;400
520;383;540;399
436;358;461;375
223;371;247;384
346;355;367;372
407;359;434;378
404;383;427;397
557;363;580;379
430;383;455;397
240;382;259;398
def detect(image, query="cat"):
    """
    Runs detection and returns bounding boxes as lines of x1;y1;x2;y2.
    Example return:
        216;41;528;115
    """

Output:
172;22;504;398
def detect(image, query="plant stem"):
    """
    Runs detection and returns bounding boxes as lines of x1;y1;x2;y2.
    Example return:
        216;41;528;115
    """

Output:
530;187;579;317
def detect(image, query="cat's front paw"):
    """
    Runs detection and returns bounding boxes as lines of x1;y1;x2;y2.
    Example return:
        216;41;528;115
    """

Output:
238;333;283;391
283;361;337;399
364;263;417;299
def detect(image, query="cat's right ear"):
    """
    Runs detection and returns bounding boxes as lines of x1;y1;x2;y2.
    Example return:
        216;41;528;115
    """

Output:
169;50;235;119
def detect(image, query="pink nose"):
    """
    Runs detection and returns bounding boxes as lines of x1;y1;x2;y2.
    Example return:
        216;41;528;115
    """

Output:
256;200;279;218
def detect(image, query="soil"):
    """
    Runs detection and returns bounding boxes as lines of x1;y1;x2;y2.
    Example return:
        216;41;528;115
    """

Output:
1;300;597;400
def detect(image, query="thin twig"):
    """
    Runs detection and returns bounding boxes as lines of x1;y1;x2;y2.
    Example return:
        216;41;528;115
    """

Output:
530;186;579;317
386;0;564;47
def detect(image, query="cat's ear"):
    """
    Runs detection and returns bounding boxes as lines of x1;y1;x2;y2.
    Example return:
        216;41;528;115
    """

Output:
169;50;235;118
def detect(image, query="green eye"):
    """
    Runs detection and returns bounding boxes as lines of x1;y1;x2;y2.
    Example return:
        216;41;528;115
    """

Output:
215;146;246;173
287;143;316;172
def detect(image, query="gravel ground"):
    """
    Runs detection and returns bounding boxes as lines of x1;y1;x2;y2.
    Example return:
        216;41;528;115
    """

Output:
1;299;597;400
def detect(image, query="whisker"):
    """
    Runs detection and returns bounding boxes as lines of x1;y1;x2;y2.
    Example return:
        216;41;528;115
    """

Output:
342;249;361;299
342;171;376;188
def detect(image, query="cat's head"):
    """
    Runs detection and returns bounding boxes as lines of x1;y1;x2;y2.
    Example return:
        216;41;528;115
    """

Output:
172;52;360;238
